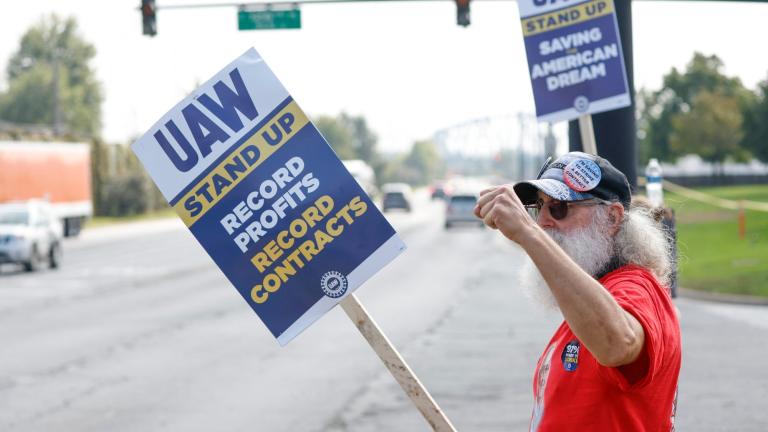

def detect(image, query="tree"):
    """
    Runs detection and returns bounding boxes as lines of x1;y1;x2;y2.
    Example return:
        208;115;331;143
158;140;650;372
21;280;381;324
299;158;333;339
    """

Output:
669;90;747;169
404;140;443;186
379;153;416;185
314;115;356;159
343;113;378;164
741;77;768;162
91;139;166;217
637;53;750;163
313;112;380;164
0;14;102;137
379;140;444;186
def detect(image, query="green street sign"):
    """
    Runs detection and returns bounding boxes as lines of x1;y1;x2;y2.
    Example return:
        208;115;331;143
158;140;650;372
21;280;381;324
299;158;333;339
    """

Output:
238;9;301;30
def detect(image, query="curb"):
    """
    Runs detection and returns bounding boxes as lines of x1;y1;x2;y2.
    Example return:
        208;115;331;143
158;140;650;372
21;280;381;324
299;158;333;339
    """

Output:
678;287;768;306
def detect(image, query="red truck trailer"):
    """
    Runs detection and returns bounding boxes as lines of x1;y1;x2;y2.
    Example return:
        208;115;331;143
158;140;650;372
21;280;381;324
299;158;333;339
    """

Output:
0;141;92;236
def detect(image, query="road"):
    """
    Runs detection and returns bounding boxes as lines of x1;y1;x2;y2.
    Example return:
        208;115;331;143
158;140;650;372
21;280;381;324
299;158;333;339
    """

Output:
1;195;767;431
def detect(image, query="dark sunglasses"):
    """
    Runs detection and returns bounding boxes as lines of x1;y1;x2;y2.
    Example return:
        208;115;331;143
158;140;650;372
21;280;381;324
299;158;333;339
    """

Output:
525;198;611;221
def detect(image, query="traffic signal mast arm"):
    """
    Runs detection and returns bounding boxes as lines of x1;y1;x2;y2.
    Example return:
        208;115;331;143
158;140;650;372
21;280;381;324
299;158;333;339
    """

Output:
139;0;481;35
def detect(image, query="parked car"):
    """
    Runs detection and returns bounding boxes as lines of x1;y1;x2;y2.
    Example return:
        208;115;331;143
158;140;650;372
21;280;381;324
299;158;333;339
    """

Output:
445;193;482;229
0;201;63;271
381;183;413;212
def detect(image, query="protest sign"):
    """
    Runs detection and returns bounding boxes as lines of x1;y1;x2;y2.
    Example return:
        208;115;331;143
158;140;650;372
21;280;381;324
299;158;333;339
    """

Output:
131;48;405;346
518;0;631;123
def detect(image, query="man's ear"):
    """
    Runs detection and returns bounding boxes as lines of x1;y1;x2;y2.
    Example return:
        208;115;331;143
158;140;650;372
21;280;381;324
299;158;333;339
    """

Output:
608;203;625;236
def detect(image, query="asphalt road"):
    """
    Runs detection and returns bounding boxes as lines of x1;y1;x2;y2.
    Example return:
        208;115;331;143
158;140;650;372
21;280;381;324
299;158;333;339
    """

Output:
1;196;767;431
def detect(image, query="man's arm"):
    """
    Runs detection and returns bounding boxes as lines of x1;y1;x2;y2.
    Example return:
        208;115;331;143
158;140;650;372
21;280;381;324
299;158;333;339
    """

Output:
520;225;645;367
475;185;645;367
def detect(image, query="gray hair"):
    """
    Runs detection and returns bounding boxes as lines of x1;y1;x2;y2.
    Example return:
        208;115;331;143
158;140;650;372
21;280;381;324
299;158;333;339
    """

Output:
596;204;673;286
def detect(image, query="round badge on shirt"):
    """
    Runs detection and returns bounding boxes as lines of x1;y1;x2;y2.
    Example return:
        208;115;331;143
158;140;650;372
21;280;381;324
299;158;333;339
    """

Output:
563;159;601;192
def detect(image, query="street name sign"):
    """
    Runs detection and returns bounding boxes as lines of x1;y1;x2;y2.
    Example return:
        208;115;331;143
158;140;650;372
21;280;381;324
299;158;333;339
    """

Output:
238;9;301;30
131;48;405;345
517;0;631;123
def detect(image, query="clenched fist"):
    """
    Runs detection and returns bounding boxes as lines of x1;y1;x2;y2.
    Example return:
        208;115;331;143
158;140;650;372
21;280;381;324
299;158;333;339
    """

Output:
474;184;538;244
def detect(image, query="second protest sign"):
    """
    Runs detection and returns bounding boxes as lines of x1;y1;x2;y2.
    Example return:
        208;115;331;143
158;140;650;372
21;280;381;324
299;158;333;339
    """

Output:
518;0;631;123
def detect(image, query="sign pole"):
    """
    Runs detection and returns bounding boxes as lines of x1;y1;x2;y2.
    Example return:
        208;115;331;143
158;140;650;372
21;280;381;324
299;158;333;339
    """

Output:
578;114;598;156
340;294;458;432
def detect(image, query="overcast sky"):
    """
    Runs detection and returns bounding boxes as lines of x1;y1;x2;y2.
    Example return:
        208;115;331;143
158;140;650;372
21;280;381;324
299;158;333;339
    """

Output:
1;1;767;153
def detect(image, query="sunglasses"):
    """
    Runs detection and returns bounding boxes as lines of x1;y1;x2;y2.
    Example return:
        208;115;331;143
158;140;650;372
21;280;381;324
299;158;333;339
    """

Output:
525;198;611;221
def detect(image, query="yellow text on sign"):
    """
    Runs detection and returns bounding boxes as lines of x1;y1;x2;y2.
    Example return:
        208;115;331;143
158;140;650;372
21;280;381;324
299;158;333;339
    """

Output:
521;0;614;37
173;101;309;227
249;195;369;305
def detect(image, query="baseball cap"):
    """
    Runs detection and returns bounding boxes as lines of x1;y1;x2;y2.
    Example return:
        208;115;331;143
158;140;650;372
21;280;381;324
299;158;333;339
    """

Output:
513;151;631;210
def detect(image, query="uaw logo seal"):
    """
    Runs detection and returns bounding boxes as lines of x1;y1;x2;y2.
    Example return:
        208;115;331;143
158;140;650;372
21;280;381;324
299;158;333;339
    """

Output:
320;271;348;298
573;95;590;112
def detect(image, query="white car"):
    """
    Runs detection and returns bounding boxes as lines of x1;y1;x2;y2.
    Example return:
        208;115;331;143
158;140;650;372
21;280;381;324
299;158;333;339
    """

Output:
0;201;63;271
445;193;483;229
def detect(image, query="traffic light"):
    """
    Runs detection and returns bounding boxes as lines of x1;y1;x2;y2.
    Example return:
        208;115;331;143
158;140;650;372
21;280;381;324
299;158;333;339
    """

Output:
142;0;157;36
456;0;470;27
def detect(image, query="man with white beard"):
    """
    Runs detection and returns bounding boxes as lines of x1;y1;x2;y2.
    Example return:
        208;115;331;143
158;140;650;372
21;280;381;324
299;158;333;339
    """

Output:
474;152;680;432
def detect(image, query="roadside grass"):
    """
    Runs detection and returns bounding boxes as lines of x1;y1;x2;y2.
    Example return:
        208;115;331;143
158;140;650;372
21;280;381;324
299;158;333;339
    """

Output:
86;207;176;228
663;184;768;297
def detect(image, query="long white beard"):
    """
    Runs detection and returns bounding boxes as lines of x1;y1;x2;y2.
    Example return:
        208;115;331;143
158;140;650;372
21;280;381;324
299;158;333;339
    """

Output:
521;220;615;312
520;258;560;311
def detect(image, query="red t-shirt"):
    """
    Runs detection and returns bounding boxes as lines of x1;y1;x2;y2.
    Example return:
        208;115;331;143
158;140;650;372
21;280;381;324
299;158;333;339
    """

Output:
530;265;681;432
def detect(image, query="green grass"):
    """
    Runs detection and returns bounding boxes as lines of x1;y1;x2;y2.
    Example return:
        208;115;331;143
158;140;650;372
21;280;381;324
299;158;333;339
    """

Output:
662;184;768;297
86;208;176;228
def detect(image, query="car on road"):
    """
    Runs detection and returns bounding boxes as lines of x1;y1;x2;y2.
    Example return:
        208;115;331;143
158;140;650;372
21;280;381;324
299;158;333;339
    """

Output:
429;181;453;200
445;193;482;229
381;183;413;212
0;201;63;271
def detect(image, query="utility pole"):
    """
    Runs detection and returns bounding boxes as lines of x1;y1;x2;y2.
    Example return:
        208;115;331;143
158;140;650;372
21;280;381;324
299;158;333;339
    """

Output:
52;48;63;137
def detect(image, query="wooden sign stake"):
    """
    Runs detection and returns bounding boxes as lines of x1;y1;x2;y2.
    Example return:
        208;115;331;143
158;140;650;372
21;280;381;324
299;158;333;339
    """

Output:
340;294;458;432
578;114;598;156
